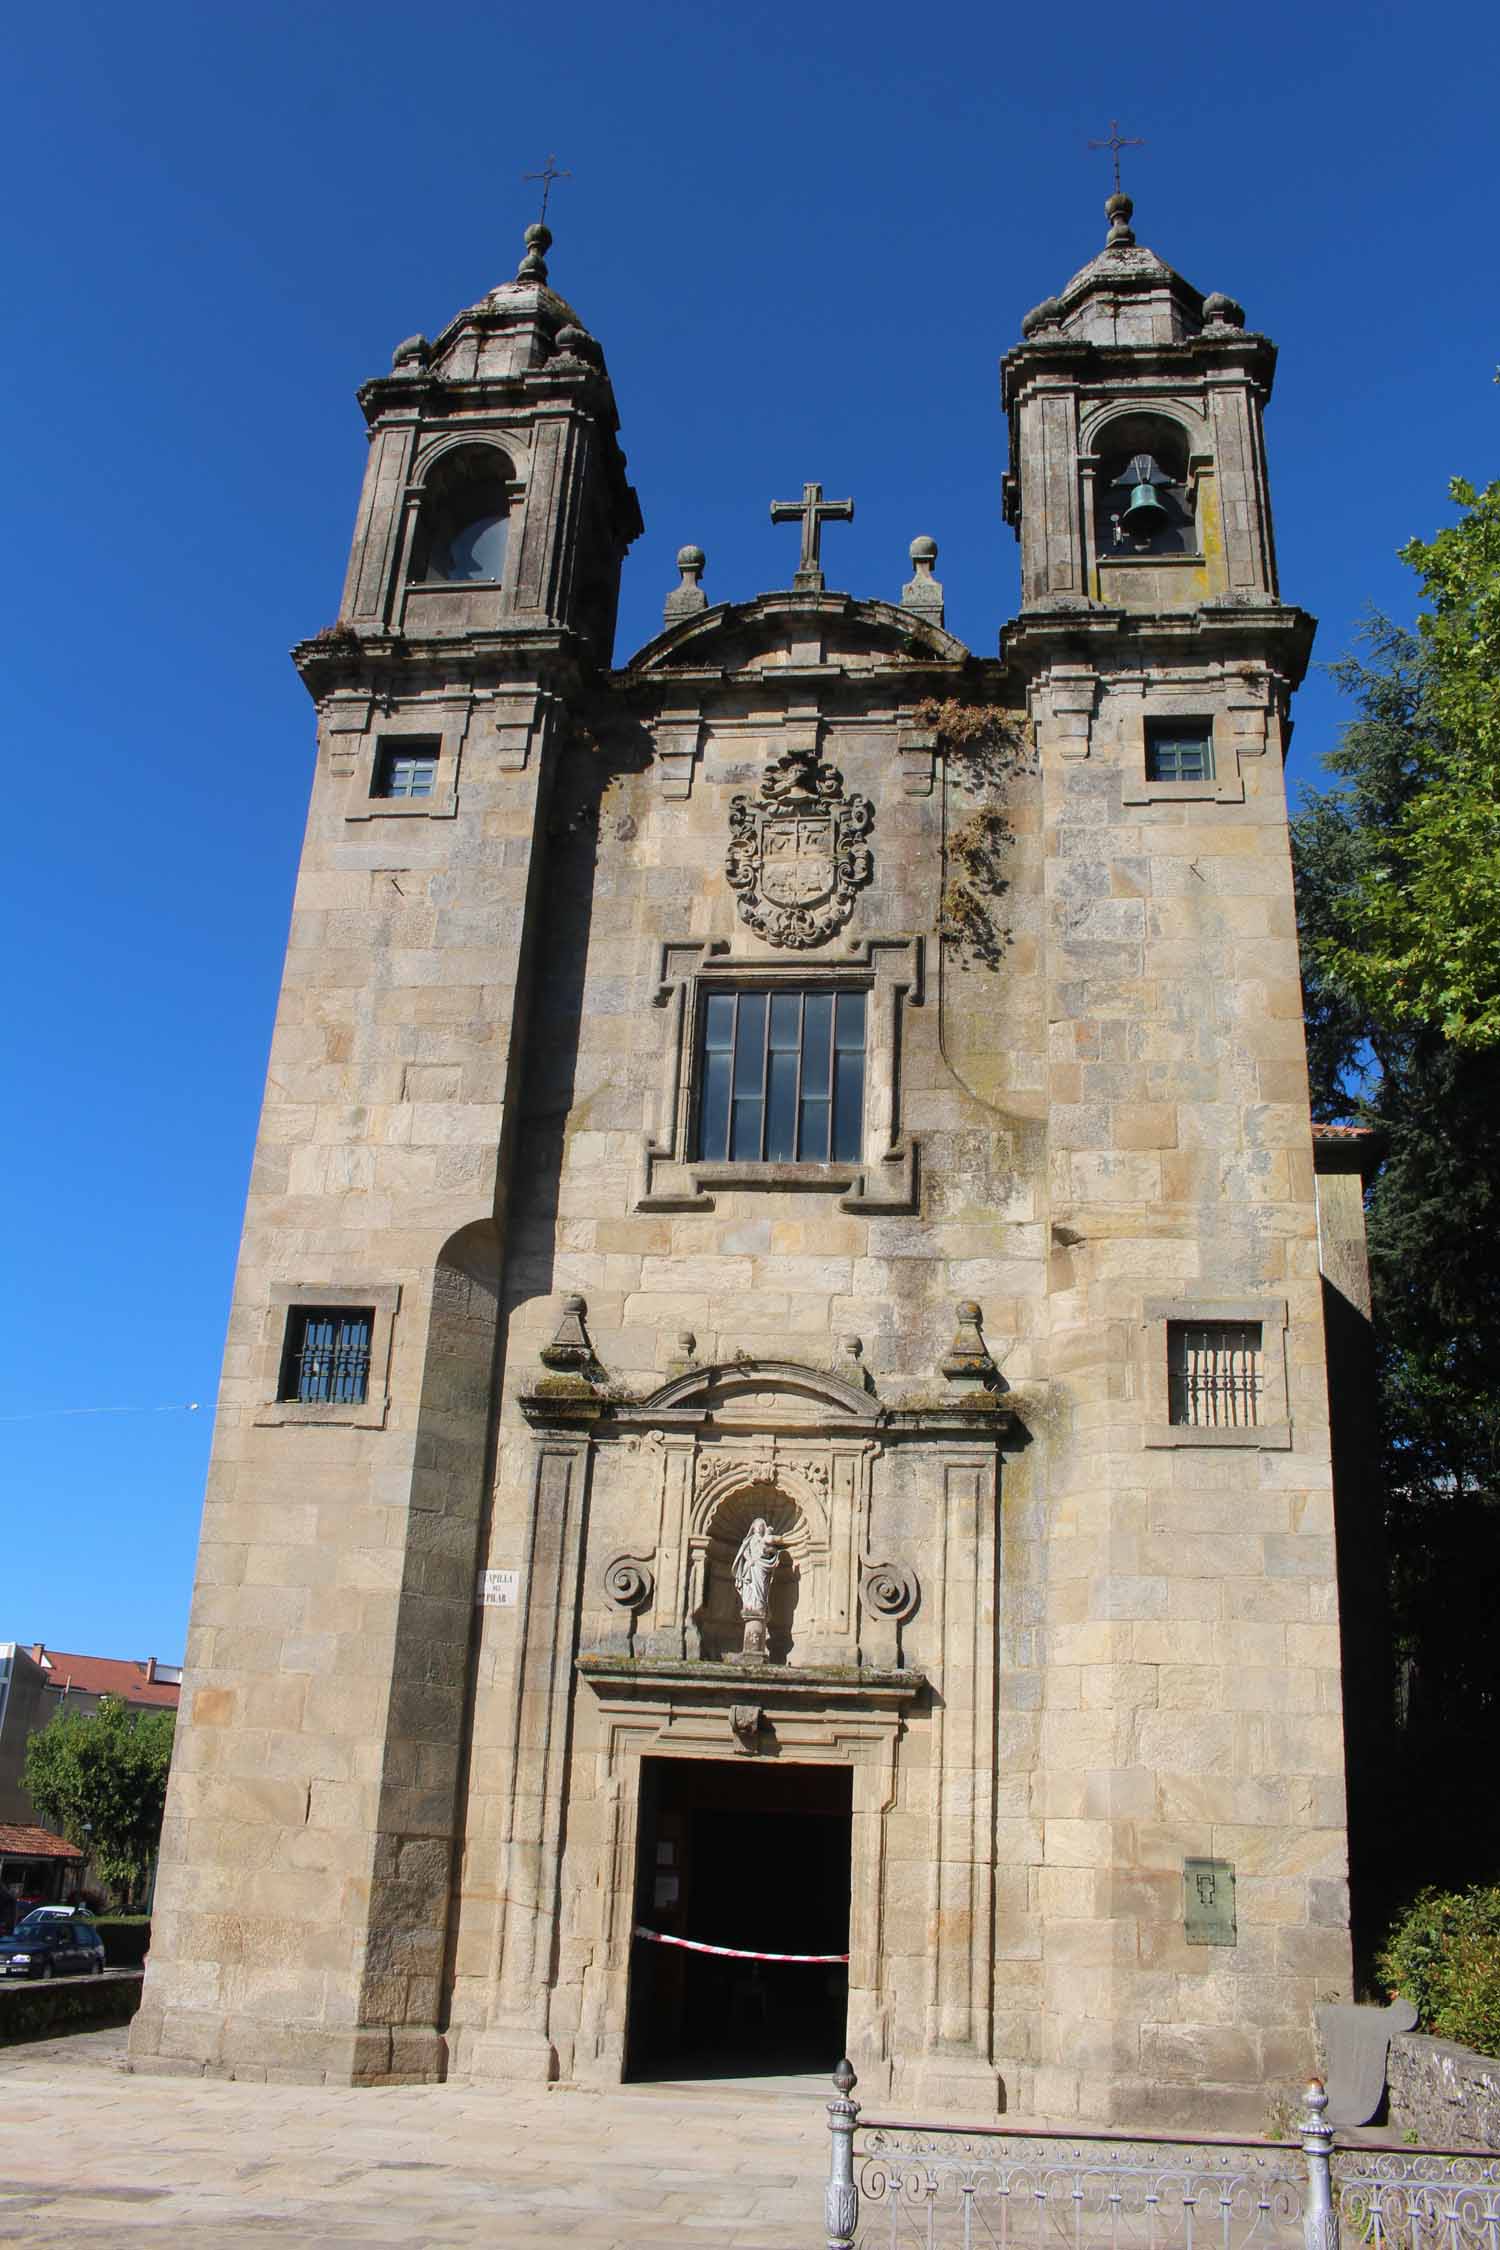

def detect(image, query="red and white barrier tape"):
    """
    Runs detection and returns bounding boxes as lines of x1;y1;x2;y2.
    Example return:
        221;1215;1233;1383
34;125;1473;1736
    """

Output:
632;1924;847;1964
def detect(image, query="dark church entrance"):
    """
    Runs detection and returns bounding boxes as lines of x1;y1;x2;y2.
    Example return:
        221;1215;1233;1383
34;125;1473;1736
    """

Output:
625;1755;852;2079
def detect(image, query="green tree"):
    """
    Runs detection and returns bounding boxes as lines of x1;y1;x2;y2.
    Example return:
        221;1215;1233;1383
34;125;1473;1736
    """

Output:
23;1697;175;1904
1293;549;1500;1898
1318;479;1500;1046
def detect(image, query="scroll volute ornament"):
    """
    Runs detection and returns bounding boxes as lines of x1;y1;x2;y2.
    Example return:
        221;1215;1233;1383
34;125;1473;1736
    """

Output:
860;1558;919;1624
726;743;873;948
601;1553;655;1613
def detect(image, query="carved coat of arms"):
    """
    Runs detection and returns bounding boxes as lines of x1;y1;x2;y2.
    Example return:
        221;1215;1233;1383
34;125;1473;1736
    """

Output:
725;746;873;948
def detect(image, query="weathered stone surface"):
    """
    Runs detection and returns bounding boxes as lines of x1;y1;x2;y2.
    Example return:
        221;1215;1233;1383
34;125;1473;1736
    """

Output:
135;204;1374;2127
1388;2032;1500;2152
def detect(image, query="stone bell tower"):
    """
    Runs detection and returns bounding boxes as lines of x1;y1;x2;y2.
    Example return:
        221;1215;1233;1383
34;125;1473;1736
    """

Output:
338;219;639;658
129;225;640;2087
991;196;1351;2125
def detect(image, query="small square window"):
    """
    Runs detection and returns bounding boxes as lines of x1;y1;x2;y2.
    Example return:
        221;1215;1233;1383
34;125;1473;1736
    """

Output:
372;740;439;800
1167;1321;1262;1428
278;1308;373;1405
694;988;866;1164
1145;720;1215;784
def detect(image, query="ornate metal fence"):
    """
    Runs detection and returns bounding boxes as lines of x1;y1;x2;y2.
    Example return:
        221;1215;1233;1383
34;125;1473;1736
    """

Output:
823;2067;1500;2250
1331;2147;1500;2250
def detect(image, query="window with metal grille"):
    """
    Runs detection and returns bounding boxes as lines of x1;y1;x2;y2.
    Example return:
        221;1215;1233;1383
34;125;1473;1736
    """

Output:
1167;1321;1262;1428
1145;720;1215;784
279;1308;373;1405
372;741;439;799
695;989;866;1164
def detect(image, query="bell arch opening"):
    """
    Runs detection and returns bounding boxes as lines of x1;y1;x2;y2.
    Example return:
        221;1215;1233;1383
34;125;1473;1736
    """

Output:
411;442;516;585
1094;410;1197;558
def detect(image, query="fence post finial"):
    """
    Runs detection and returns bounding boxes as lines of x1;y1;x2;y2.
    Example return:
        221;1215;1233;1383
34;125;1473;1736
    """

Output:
826;2058;860;2250
1300;2076;1340;2250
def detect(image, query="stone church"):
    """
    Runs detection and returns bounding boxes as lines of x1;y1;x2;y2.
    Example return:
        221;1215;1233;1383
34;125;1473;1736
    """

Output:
131;189;1379;2126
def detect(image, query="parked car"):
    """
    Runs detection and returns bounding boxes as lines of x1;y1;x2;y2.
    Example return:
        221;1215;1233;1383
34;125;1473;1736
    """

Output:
0;1910;106;1979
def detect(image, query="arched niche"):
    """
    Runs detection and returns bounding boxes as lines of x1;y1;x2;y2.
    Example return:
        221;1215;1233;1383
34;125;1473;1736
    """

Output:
694;1482;809;1663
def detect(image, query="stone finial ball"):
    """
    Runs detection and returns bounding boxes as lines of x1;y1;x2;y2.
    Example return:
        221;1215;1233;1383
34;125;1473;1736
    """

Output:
1021;297;1061;338
677;544;705;570
525;222;553;252
1105;192;1133;222
1203;291;1246;329
956;1300;982;1324
562;1293;587;1316
909;536;938;565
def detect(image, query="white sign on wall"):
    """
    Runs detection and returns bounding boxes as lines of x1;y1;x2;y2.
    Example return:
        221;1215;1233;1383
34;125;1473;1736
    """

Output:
477;1569;521;1608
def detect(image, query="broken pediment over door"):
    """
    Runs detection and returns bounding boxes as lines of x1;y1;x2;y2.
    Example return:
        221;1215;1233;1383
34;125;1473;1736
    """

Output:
542;1351;1017;1677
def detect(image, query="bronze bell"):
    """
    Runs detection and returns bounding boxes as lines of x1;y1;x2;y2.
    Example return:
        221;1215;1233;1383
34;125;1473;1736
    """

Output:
1121;480;1169;534
1116;452;1171;536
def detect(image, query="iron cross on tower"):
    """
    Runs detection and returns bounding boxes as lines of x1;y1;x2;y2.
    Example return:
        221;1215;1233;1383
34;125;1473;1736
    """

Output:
523;153;571;224
1087;119;1146;195
770;482;855;592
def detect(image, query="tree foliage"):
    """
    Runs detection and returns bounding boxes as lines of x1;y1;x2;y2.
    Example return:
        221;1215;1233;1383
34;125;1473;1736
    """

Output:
1380;1885;1500;2054
1292;498;1500;1892
22;1697;175;1903
1317;480;1500;1047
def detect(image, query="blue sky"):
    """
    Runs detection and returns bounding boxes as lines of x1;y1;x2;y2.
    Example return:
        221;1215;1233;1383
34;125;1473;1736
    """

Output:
2;0;1496;1663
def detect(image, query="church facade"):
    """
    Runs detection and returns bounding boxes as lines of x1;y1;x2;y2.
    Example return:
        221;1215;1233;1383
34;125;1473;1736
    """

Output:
131;193;1373;2126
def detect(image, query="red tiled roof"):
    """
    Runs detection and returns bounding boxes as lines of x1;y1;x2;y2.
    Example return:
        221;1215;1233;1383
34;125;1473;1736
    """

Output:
1312;1122;1377;1141
38;1651;180;1709
0;1824;84;1861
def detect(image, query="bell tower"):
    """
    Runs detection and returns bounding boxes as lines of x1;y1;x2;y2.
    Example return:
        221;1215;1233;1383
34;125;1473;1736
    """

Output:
129;226;640;2089
1003;190;1284;620
1002;189;1312;805
335;221;641;660
995;203;1349;2124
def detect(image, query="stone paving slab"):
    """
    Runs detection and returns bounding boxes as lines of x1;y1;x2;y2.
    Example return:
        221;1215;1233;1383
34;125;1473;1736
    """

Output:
0;2030;830;2247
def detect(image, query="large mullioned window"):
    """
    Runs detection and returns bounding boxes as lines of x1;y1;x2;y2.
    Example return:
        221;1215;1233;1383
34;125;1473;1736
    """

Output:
695;989;865;1164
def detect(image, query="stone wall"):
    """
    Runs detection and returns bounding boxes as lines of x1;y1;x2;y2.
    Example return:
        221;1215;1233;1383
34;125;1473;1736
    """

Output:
1388;2032;1500;2152
0;1969;143;2045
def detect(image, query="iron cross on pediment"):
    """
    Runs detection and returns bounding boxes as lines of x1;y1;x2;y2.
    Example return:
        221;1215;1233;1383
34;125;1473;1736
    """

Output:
770;482;854;591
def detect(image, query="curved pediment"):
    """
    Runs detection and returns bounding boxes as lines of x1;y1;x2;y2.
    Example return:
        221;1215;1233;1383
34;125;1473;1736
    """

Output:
623;1356;881;1428
625;591;970;678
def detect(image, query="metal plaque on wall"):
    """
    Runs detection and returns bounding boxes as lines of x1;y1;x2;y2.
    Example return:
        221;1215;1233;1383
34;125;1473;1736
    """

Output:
1183;1857;1237;1945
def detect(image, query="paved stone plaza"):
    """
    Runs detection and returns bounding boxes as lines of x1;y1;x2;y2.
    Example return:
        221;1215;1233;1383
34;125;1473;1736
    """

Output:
0;2029;827;2245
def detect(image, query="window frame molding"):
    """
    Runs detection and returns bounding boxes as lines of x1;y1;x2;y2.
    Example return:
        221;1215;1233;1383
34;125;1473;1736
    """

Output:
344;718;460;822
1140;1294;1290;1449
635;936;923;1214
254;1281;400;1430
1121;701;1244;806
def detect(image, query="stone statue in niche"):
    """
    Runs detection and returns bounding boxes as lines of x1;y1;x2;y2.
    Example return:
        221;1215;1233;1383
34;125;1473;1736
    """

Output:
731;1517;786;1662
